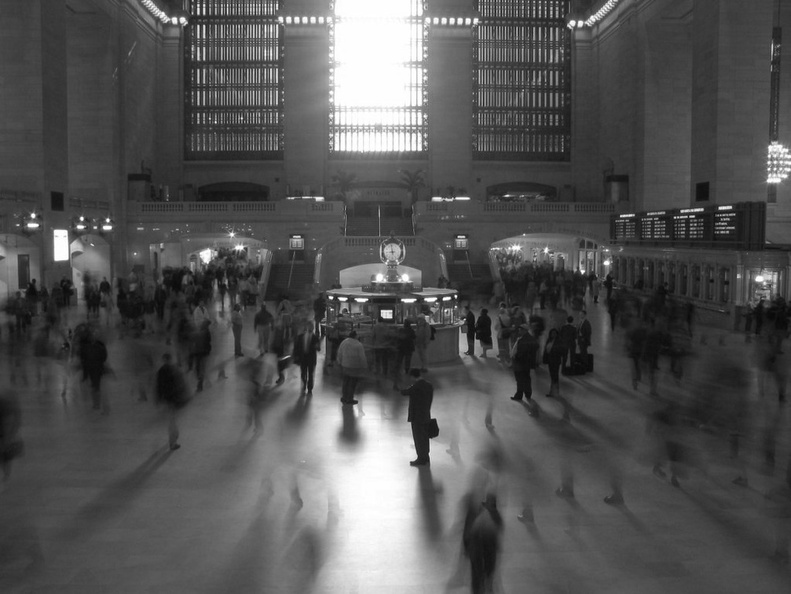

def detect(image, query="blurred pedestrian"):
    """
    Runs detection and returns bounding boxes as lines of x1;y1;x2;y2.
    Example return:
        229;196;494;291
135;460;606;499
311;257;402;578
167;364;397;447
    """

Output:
231;303;244;357
393;319;416;389
0;391;22;484
253;303;273;356
465;493;503;594
414;315;432;371
155;353;190;451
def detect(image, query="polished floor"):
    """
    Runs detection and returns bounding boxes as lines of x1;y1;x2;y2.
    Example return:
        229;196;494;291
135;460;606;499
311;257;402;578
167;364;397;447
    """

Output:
1;299;790;594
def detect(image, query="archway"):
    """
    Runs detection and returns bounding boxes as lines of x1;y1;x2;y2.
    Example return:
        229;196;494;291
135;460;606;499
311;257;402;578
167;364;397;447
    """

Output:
70;234;112;300
0;233;42;300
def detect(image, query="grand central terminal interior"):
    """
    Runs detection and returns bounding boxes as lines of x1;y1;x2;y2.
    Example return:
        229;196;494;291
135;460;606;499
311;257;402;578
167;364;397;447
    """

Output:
2;1;791;592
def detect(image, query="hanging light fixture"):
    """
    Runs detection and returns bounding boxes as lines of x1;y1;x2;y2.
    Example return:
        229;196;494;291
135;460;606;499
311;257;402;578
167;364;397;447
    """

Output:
767;141;791;183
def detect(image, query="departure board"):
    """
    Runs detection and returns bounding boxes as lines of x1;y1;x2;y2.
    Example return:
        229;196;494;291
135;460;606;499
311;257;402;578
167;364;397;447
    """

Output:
610;202;765;250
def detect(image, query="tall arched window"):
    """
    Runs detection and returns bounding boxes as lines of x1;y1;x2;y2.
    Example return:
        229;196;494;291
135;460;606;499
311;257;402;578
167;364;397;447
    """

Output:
329;0;427;156
184;0;283;160
473;0;571;161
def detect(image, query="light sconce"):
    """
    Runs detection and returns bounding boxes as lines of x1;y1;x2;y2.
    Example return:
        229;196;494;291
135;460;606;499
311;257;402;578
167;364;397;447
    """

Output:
100;216;115;233
72;215;91;235
20;211;42;235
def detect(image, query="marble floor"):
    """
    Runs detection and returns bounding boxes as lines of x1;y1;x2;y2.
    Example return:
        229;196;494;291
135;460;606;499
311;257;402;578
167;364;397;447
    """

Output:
1;300;790;594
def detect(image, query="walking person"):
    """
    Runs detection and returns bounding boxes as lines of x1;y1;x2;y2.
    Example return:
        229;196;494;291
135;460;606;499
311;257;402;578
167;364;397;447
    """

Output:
465;493;504;594
401;368;433;466
81;328;109;415
463;305;476;356
155;353;190;451
253;303;273;356
475;308;493;358
336;330;368;405
293;320;320;396
231;303;244;357
510;320;540;416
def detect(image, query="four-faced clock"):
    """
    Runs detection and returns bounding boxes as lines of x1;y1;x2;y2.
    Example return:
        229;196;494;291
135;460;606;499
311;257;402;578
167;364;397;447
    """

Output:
380;237;406;265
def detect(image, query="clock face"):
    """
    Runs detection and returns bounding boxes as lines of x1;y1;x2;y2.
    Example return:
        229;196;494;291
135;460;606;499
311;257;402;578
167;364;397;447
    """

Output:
381;239;405;263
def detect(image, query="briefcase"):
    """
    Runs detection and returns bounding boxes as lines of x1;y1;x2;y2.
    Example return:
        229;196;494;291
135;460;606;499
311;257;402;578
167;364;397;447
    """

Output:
427;418;439;439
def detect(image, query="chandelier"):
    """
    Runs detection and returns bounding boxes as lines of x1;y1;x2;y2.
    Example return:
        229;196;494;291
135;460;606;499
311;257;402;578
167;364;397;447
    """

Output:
767;141;791;183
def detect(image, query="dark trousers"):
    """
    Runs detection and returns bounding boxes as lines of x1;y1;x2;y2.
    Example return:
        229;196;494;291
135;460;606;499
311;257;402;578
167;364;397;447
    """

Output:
342;374;359;401
513;369;532;400
232;324;242;355
374;348;390;375
300;362;316;392
411;421;430;462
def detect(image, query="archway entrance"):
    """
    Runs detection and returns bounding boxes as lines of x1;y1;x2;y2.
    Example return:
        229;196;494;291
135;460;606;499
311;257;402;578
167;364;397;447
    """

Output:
70;234;111;300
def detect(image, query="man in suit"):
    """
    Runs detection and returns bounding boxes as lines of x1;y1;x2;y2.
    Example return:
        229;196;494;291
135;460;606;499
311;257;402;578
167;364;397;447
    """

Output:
293;320;321;396
559;315;578;371
510;320;540;416
577;310;593;372
401;368;434;466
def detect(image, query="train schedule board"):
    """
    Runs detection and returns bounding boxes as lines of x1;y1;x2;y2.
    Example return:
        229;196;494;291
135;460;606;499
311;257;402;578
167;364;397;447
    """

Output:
609;202;765;250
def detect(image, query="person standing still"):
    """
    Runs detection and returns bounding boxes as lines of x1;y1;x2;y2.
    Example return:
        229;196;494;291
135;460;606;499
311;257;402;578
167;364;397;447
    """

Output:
464;305;476;356
510;321;540;416
231;304;244;357
336;330;368;405
476;308;493;358
401;368;433;466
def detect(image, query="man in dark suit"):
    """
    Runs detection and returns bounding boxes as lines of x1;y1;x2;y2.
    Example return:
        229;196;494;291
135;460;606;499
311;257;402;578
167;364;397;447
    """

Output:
292;320;321;396
510;321;540;416
401;368;434;466
559;315;577;371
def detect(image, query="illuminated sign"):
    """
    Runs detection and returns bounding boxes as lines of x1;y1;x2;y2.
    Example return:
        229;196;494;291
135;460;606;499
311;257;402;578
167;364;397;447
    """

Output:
53;229;69;261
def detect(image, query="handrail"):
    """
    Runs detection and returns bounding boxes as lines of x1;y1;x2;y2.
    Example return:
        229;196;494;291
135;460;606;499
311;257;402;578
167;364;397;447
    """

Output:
287;250;296;289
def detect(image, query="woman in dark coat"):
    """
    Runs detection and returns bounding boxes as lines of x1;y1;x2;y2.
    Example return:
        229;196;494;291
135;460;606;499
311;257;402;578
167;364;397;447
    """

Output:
464;305;476;356
475;309;493;358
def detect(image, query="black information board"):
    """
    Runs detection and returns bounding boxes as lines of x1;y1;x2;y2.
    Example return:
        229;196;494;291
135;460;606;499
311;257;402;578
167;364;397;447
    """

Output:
610;202;765;250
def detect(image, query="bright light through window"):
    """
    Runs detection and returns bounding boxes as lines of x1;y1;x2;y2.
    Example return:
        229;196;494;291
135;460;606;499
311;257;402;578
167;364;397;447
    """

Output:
331;0;426;153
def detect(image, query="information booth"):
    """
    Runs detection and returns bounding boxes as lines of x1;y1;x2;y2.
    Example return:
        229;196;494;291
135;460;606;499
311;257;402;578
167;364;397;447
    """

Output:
324;286;462;365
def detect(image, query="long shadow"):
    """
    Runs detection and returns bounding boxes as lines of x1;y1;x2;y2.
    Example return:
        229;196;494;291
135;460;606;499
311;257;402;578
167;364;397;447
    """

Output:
284;392;312;428
417;466;443;541
338;404;361;446
55;448;173;542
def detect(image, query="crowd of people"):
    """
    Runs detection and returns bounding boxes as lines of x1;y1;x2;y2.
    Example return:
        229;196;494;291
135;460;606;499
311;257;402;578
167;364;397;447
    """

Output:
2;263;791;588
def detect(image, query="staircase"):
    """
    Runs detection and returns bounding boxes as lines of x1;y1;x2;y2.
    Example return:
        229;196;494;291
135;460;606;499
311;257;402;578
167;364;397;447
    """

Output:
345;215;413;237
264;262;315;302
447;262;494;302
